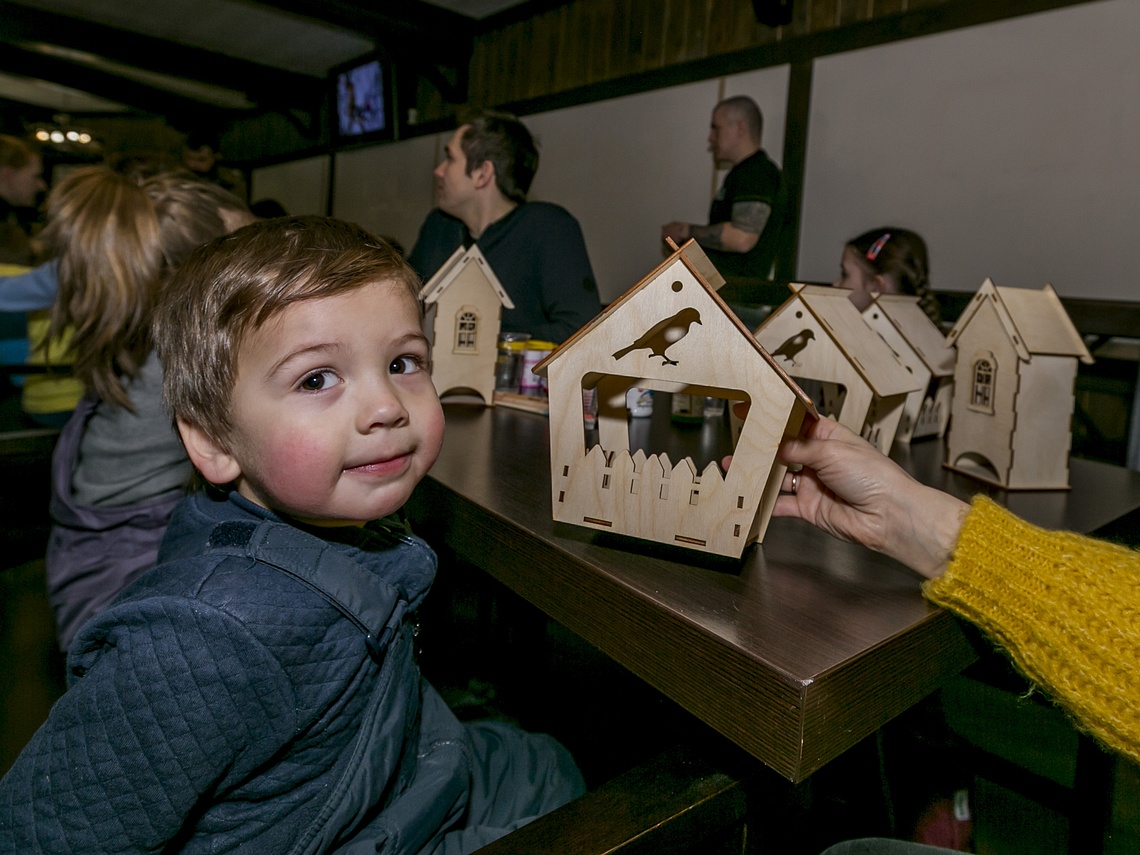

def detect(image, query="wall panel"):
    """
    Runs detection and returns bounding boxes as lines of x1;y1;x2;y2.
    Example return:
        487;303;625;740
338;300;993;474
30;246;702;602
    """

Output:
526;67;789;301
798;0;1140;300
331;135;440;253
249;156;330;217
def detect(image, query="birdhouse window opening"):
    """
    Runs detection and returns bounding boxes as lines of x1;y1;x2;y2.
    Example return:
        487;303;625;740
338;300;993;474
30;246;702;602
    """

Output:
453;307;480;353
969;354;995;413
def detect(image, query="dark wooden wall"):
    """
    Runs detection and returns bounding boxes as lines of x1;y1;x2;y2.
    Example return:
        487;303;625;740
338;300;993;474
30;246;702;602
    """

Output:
435;0;1091;119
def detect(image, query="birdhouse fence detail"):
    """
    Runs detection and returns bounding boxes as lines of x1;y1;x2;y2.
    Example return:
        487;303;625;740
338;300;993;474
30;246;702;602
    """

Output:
554;445;752;552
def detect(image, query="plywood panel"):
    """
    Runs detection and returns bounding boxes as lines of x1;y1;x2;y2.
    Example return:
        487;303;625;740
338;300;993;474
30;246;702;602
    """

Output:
798;0;1140;301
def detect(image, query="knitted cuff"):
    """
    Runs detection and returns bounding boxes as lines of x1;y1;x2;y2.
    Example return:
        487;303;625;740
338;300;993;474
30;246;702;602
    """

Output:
924;495;1140;763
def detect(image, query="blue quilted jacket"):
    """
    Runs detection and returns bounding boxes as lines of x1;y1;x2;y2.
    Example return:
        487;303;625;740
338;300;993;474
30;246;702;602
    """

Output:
0;490;580;853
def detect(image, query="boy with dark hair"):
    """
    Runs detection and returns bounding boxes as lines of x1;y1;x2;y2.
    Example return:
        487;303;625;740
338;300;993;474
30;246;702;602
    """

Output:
0;216;583;853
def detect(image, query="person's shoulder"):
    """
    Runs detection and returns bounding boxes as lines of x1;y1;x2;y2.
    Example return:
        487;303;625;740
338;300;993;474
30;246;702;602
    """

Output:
511;202;585;240
746;149;781;177
417;207;464;235
518;200;579;223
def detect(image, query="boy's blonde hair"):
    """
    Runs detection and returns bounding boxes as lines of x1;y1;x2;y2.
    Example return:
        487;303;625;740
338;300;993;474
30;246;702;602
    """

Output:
154;216;421;445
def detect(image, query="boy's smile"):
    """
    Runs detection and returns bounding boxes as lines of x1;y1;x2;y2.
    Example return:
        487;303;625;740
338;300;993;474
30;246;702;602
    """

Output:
215;280;443;527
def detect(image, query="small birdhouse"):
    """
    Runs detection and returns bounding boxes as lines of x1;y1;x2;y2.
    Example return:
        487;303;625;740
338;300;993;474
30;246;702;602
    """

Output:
862;293;955;442
944;279;1092;490
533;239;816;558
755;284;921;454
420;244;514;405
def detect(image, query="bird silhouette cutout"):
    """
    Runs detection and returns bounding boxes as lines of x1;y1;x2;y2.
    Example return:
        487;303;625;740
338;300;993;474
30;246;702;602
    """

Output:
770;328;814;366
612;307;702;366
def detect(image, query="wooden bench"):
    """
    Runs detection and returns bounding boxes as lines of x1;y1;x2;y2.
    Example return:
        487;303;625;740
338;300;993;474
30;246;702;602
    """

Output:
475;744;754;855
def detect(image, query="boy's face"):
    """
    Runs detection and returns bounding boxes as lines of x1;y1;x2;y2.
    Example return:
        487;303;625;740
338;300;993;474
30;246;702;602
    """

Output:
195;280;443;527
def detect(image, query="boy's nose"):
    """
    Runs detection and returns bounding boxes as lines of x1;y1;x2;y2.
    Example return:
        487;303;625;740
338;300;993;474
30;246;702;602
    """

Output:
358;379;409;431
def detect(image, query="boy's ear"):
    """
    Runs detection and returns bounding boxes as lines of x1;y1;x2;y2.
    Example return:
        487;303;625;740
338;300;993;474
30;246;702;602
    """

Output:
178;418;241;486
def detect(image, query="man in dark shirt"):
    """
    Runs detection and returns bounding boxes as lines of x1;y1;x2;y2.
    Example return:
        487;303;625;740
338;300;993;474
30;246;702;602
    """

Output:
661;96;783;279
408;111;601;344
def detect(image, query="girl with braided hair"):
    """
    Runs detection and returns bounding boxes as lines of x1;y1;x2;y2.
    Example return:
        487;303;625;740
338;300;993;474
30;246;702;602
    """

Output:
834;226;941;325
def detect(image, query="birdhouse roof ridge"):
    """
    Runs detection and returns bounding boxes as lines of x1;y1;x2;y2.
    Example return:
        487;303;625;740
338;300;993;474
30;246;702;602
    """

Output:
946;279;1091;364
532;241;818;414
770;284;919;395
419;243;515;310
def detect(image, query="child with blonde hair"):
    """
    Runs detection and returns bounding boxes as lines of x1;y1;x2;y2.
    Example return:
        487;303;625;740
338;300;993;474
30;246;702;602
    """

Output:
44;167;252;649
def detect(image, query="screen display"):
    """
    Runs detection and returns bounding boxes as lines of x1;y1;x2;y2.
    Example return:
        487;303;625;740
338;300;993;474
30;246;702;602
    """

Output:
336;59;387;137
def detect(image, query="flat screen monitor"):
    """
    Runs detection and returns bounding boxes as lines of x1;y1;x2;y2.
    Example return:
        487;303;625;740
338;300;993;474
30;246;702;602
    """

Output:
333;55;394;142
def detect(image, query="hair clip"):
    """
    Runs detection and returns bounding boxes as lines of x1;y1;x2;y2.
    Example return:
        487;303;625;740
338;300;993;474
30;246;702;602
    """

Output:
865;233;891;263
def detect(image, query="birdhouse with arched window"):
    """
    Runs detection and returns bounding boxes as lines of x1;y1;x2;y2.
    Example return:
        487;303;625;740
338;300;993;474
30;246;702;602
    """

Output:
532;239;816;558
420;244;514;405
944;279;1092;490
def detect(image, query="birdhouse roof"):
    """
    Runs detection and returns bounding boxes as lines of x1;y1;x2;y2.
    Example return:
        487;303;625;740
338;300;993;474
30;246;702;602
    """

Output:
772;284;920;396
418;244;515;310
865;293;955;377
533;239;816;414
946;279;1092;364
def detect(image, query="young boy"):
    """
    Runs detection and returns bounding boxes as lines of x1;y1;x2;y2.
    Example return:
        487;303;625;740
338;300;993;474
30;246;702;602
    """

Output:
0;217;584;853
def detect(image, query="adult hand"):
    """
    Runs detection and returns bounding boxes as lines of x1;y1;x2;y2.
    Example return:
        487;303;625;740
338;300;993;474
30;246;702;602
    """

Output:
773;417;969;579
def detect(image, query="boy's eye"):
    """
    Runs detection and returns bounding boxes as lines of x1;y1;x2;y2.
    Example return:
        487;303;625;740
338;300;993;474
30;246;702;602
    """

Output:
299;370;337;391
390;355;422;375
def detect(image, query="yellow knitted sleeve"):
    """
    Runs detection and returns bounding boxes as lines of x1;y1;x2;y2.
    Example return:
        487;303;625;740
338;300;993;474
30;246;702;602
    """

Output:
924;495;1140;765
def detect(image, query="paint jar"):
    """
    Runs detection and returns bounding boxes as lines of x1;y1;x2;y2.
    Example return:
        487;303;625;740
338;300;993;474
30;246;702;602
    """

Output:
670;393;704;423
494;332;530;392
519;340;555;392
703;396;726;419
625;387;653;417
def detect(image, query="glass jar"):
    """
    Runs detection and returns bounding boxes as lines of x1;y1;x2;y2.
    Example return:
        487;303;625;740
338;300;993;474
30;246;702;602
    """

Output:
494;332;531;392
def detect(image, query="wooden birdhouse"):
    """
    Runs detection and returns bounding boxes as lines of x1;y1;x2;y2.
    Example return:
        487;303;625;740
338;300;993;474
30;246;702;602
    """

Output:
944;279;1092;490
420;244;513;405
862;293;956;442
754;284;921;454
532;239;816;559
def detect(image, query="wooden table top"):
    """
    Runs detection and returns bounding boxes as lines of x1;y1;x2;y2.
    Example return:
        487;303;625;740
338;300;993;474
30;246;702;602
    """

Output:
405;403;1140;783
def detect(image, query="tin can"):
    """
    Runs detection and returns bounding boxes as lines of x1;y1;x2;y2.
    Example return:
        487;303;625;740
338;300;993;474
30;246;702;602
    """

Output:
519;340;555;392
670;393;704;423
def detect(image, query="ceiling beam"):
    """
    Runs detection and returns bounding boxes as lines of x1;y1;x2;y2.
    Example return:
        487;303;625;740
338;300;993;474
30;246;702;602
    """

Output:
0;44;244;124
2;3;323;112
250;0;475;47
